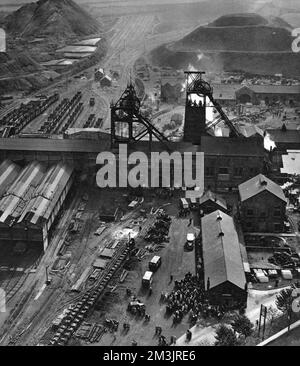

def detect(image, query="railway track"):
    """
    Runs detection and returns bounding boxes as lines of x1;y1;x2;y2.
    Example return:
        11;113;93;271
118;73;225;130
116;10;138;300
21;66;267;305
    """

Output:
3;271;31;303
46;240;130;346
0;193;82;346
0;258;38;303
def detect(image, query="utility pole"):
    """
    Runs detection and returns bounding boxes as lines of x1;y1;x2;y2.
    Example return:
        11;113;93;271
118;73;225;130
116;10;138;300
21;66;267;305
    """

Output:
288;305;292;332
262;307;267;340
258;304;268;340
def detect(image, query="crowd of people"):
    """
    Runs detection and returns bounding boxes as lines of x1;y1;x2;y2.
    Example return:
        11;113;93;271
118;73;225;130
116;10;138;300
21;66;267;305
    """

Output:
164;272;226;326
165;272;205;325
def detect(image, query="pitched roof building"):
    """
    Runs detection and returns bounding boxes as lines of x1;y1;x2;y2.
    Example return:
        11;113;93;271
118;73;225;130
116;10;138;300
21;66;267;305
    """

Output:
265;129;300;151
238;174;287;233
199;190;227;215
0;160;74;250
201;210;247;306
212;83;300;105
238;174;287;203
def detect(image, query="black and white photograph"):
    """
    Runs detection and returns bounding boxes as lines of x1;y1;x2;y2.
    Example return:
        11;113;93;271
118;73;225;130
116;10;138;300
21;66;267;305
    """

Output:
0;0;300;352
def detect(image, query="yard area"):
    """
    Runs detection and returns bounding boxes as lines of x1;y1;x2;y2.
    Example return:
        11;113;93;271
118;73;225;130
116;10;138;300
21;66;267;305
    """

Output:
73;199;200;346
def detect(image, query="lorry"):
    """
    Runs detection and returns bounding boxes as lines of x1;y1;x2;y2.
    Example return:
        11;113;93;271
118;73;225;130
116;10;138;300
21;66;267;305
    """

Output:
148;255;161;272
142;271;153;288
190;197;198;210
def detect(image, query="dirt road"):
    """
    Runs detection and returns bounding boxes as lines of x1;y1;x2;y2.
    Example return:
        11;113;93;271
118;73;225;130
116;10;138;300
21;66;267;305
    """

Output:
88;206;200;347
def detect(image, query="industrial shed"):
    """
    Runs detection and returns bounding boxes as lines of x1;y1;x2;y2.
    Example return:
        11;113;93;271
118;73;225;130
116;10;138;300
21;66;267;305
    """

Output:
161;78;185;104
199;190;227;216
0;159;21;197
94;68;105;81
0;137;110;177
265;129;300;151
212;83;239;106
100;75;112;88
0;160;74;251
236;85;300;105
201;210;247;307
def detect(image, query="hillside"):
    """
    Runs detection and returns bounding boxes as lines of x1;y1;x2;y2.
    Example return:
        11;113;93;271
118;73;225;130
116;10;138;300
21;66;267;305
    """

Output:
4;0;101;39
0;51;47;94
209;13;268;27
149;13;300;77
0;51;42;75
170;14;293;53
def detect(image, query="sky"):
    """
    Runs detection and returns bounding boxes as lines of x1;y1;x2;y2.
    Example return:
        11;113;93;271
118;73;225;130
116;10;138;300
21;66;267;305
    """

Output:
0;0;272;5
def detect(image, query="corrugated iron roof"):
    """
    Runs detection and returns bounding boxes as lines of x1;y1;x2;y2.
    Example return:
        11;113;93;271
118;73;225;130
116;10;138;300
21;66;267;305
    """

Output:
238;174;287;203
0;162;45;226
0;161;73;227
202;210;246;290
19;163;73;225
0;160;21;198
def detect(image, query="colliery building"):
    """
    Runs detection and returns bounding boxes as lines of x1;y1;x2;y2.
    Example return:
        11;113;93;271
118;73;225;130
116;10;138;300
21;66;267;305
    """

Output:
238;174;287;233
236;85;300;105
0;160;74;250
213;83;300;105
265;128;300;179
199;190;228;216
0;76;270;196
161;77;185;104
0;137;109;178
202;136;266;192
266;129;300;152
201;210;247;307
212;83;239;106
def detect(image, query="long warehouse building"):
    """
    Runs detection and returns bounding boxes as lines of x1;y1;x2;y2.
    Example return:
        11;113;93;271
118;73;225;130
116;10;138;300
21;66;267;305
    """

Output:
0;160;74;250
201;210;247;307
